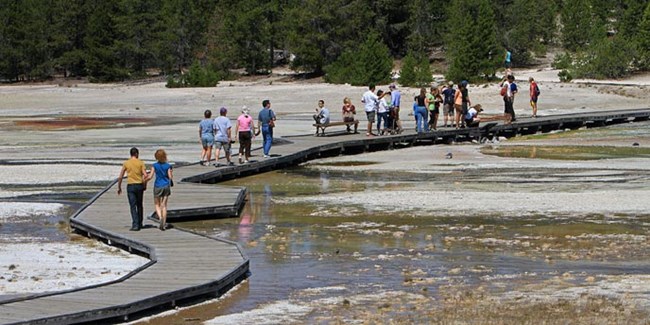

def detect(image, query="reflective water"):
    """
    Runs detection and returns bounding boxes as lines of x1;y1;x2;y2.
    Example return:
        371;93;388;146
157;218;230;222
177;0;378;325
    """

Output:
149;167;650;323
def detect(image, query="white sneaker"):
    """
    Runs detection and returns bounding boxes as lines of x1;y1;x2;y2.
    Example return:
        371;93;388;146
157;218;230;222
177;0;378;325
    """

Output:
263;155;270;158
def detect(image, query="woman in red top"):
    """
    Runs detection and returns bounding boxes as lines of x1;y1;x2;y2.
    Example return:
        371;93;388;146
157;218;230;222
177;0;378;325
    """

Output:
342;97;358;133
529;77;540;118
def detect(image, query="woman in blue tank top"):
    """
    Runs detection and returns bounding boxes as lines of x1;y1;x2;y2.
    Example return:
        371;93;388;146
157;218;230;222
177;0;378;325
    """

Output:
150;149;173;230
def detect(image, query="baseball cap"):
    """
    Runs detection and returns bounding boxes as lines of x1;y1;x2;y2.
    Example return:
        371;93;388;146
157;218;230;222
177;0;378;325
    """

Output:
220;107;228;114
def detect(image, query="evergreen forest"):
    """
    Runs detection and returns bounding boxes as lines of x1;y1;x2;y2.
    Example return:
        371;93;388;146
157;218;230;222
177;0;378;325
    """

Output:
0;0;648;86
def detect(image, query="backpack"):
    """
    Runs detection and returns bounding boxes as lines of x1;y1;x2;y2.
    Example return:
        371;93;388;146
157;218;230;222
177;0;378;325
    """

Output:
534;84;541;97
444;88;455;104
500;84;507;97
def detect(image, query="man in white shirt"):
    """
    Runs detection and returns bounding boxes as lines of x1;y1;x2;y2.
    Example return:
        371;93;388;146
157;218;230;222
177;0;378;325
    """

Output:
313;99;330;136
361;84;388;136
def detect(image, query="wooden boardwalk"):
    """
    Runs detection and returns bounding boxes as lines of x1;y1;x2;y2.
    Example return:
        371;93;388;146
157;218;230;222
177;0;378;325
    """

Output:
0;167;249;324
185;108;650;185
0;108;647;324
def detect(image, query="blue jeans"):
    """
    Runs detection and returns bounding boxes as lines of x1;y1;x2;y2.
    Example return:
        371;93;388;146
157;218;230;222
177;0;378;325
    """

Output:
377;112;389;133
415;106;429;133
127;183;144;229
262;124;273;156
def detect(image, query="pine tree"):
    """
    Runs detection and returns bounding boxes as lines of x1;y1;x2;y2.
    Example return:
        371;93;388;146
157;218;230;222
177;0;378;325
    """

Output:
324;33;392;86
114;0;161;75
399;51;431;87
50;0;91;77
445;0;500;81
638;2;650;69
504;0;557;65
561;0;595;51
284;0;374;74
84;0;127;81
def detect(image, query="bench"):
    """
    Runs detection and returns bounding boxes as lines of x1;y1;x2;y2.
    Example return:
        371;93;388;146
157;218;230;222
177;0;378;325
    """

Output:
313;120;359;136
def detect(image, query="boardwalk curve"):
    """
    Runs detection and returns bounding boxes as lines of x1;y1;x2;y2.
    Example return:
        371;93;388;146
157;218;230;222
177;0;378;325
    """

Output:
0;108;648;324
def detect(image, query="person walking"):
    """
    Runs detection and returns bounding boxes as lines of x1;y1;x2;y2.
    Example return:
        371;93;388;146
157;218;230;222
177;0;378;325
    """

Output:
415;88;428;133
213;107;234;166
529;77;540;117
199;109;215;166
505;49;512;69
258;99;276;158
235;107;255;164
149;149;173;231
117;147;148;231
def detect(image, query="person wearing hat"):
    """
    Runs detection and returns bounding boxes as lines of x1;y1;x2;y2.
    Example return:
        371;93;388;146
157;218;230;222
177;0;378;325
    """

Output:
235;106;255;164
464;104;484;128
389;84;402;132
441;81;456;127
213;107;234;166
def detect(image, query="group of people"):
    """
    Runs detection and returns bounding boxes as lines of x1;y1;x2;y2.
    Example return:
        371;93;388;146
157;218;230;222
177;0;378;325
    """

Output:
117;147;173;231
499;74;541;122
116;100;277;232
199;100;277;165
411;80;474;132
360;83;402;136
116;74;541;231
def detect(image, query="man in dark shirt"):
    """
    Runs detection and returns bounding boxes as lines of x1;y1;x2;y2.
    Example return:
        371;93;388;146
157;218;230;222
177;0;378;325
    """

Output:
258;99;276;158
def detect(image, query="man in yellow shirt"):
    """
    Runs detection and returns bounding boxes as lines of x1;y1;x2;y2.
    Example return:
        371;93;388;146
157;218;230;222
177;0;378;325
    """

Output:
117;147;148;231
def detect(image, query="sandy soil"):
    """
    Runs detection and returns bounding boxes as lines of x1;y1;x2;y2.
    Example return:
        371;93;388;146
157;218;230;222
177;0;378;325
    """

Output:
0;68;648;164
0;239;148;296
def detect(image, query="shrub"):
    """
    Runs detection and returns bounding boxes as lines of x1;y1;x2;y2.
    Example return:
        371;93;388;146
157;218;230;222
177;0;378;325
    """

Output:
558;69;573;82
552;52;572;70
573;37;636;79
166;62;225;88
324;33;392;86
399;52;432;87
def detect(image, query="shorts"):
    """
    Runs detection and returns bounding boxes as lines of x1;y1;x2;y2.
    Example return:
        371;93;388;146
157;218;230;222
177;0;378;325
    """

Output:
429;108;439;115
443;103;454;116
215;140;231;152
530;97;538;103
153;186;171;198
366;111;376;123
201;134;214;148
461;102;469;115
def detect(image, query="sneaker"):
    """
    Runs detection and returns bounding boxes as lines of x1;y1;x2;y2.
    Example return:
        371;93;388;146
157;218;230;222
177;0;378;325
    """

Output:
244;160;249;163
263;155;270;158
228;161;234;166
